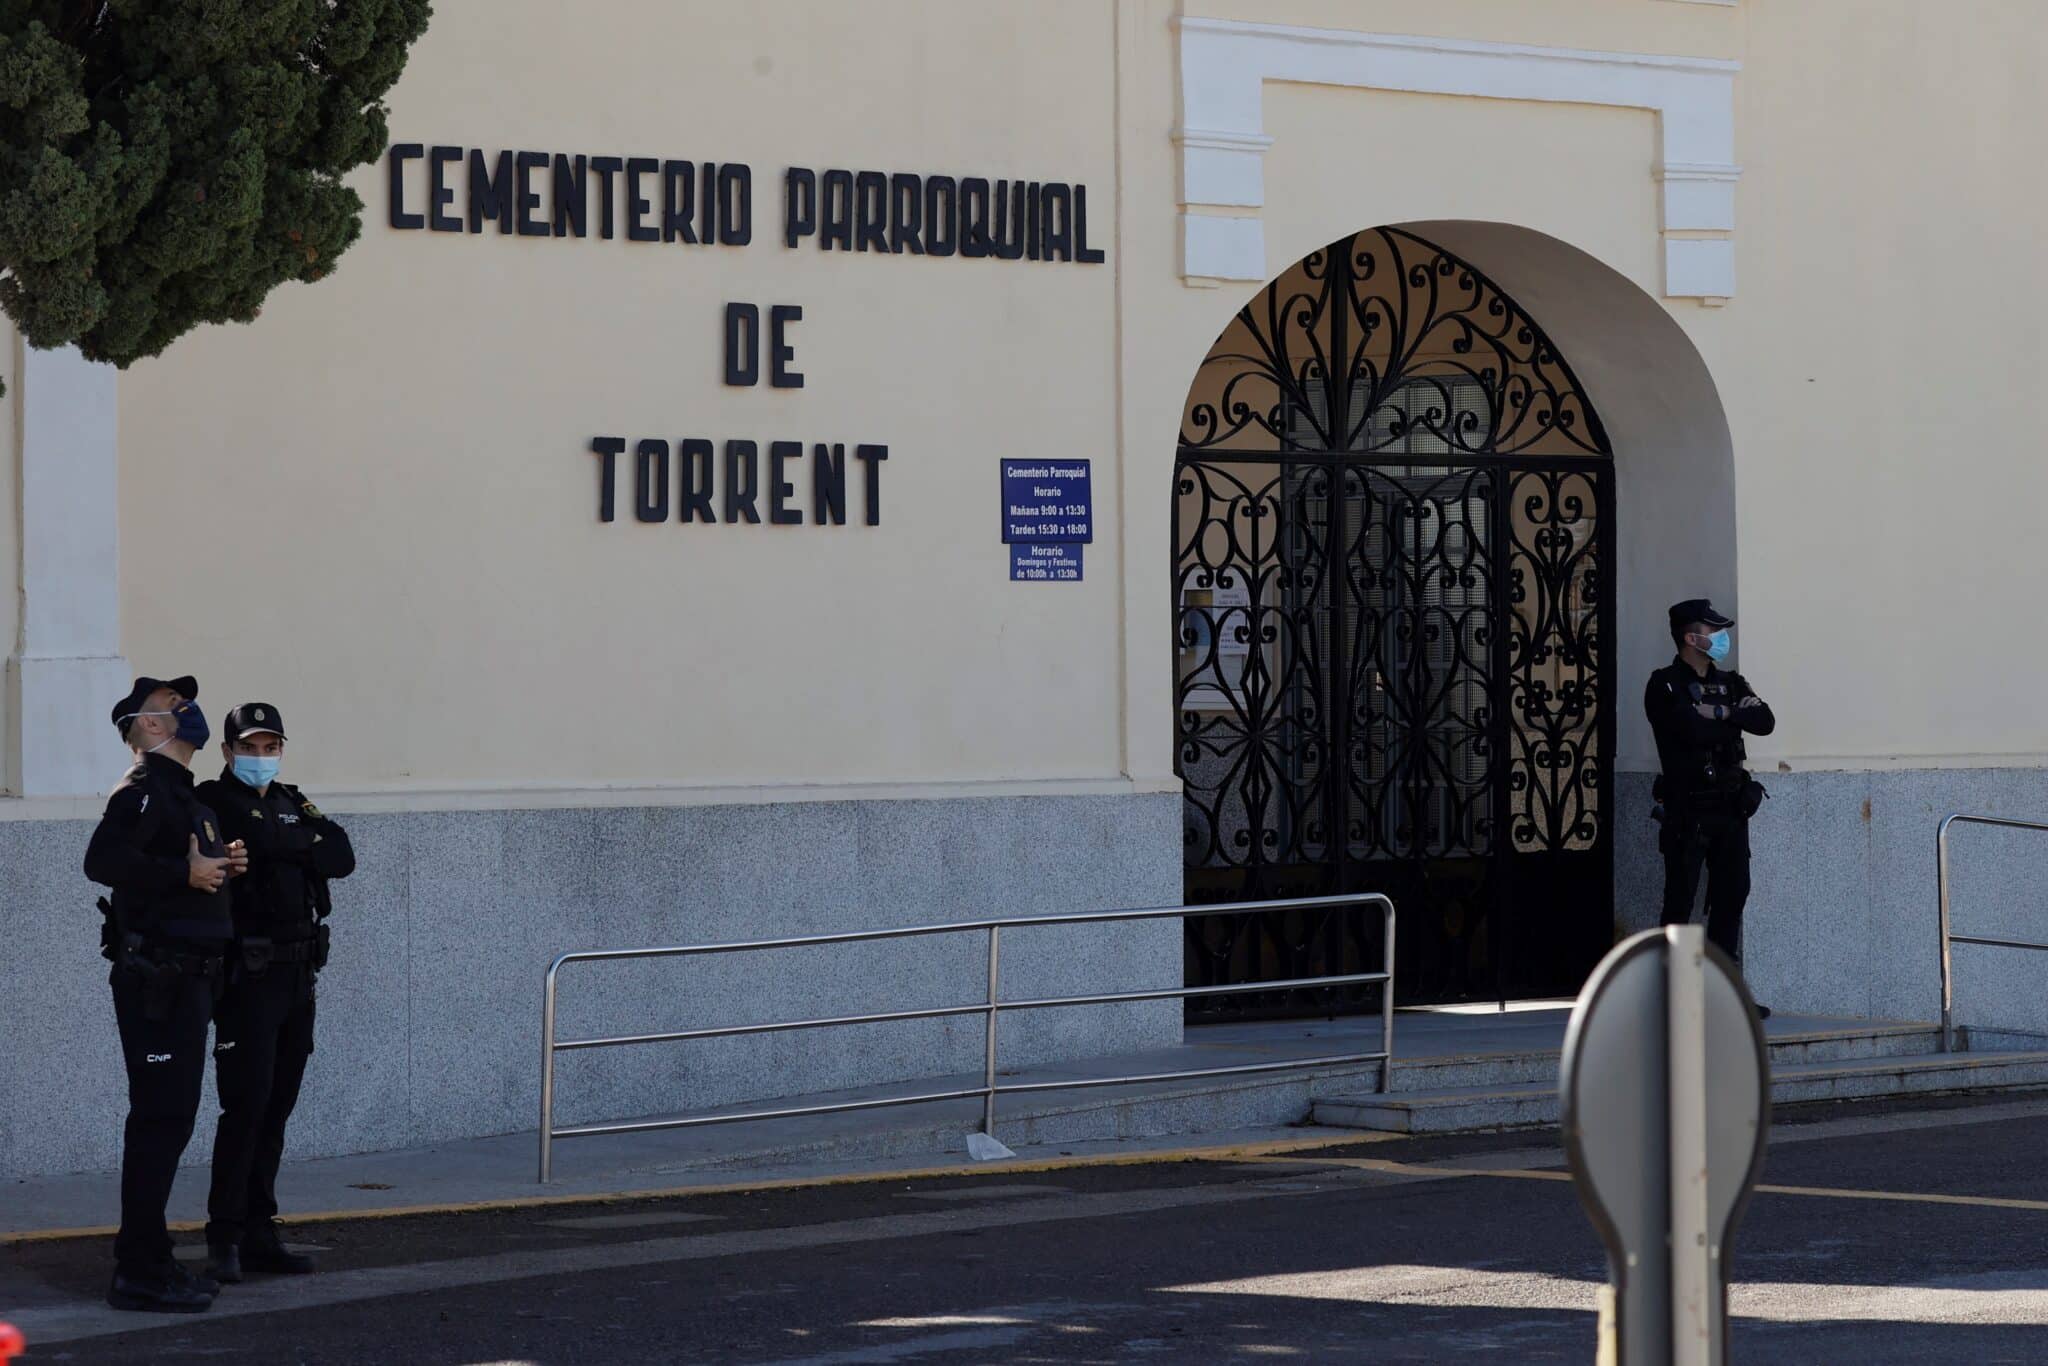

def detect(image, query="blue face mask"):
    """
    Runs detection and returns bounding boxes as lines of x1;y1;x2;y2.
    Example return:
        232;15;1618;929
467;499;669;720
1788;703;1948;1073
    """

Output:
173;701;211;748
132;700;210;752
231;754;281;789
1702;629;1731;663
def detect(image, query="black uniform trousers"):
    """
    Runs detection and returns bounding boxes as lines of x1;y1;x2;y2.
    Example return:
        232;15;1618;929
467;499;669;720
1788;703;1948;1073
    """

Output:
109;964;218;1273
1659;796;1752;964
206;961;316;1247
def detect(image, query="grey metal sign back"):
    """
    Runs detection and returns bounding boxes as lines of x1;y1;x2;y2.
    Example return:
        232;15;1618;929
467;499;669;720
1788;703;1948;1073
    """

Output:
1560;926;1770;1365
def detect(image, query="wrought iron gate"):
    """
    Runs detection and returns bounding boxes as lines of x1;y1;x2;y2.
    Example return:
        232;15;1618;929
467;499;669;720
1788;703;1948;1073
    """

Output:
1174;227;1614;1016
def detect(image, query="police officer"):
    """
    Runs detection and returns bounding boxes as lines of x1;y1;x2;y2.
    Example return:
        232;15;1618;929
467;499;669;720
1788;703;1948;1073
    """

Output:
1646;600;1777;1010
196;703;355;1282
84;676;247;1312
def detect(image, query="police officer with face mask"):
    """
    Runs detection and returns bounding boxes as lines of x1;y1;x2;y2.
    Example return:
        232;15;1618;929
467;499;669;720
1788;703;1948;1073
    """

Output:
1646;600;1777;1011
85;676;248;1312
195;703;355;1284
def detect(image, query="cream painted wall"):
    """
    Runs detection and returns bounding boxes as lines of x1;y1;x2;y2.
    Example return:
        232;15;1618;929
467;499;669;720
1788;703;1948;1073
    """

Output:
1112;0;1736;785
1256;84;1662;309
1191;0;1741;64
1134;0;2048;777
116;0;1125;794
104;0;2048;798
1730;0;2048;767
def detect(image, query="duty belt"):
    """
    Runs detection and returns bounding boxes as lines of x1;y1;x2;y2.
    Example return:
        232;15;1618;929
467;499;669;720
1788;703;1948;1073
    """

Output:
130;944;225;980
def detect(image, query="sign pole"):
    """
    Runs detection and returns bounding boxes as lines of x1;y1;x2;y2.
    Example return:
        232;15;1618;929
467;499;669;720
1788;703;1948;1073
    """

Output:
1666;925;1712;1366
1560;926;1769;1366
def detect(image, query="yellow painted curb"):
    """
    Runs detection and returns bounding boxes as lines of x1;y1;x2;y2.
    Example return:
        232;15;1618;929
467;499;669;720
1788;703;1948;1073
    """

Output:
0;1131;1395;1247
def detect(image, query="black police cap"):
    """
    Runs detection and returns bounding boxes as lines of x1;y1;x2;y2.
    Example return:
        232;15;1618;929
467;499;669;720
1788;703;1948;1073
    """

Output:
224;702;288;744
110;675;197;732
1668;598;1733;633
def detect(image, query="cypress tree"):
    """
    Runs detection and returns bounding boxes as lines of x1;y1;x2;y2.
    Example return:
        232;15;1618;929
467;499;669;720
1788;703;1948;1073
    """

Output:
0;0;433;396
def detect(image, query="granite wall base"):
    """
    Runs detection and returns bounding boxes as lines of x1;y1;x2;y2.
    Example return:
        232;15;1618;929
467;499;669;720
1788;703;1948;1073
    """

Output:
1616;767;2048;1031
0;791;1182;1181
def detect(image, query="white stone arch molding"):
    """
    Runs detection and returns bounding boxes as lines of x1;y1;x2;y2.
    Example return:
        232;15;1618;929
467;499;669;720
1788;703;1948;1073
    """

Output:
1174;18;1741;300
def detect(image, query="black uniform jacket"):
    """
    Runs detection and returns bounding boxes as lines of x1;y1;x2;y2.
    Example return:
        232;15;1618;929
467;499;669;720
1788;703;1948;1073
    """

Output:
1645;656;1777;802
83;752;235;948
194;771;356;944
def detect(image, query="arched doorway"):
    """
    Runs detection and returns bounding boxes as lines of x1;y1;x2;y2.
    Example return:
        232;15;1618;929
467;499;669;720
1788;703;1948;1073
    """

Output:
1175;225;1613;1013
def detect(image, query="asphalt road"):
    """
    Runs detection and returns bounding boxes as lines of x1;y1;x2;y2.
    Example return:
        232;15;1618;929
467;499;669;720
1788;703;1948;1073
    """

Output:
7;1096;2048;1364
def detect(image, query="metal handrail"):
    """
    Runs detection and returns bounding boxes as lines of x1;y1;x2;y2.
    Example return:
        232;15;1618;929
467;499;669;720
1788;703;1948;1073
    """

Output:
1937;813;2048;1051
538;892;1396;1182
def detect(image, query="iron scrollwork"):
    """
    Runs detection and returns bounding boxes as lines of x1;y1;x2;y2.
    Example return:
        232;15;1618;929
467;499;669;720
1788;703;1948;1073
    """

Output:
1175;227;1614;1014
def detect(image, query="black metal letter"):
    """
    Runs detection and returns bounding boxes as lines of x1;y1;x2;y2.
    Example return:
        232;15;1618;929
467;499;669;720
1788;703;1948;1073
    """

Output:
960;178;990;258
590;156;623;239
1044;183;1073;261
552;154;588;237
890;173;924;254
388;143;424;229
634;439;670;522
854;171;888;252
467;149;513;234
821;169;854;251
991;180;1025;261
515;151;549;237
589;437;624;523
784;167;817;248
725;440;761;524
662;160;697;243
768;441;803;525
719;163;752;245
1075;184;1105;264
428;145;463;232
813;443;846;524
855;444;888;526
623;157;658;242
924;175;957;257
724;303;760;387
678;439;716;523
769;305;803;389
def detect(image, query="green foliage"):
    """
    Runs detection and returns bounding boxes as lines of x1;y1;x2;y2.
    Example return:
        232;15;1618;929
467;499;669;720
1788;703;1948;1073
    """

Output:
0;0;431;373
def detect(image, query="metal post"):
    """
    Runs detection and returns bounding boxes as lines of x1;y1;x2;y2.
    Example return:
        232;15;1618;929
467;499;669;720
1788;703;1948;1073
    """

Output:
1665;925;1711;1366
539;960;559;1184
1380;898;1397;1094
1937;815;1956;1053
981;925;1001;1138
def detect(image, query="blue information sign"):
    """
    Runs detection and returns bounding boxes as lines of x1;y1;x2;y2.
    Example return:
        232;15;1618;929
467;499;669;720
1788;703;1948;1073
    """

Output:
1010;542;1083;582
1001;459;1092;543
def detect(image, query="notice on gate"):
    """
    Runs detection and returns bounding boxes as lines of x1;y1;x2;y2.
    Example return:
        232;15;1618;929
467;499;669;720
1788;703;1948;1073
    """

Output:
1010;542;1083;582
1001;460;1092;543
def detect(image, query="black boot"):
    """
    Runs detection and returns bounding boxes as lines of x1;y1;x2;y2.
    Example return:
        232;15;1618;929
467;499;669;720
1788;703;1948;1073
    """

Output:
242;1222;315;1275
175;1257;221;1297
107;1262;213;1313
206;1242;243;1284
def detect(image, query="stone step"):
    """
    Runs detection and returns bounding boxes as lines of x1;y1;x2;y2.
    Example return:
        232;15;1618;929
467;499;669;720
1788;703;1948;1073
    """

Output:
1763;1023;1945;1066
1313;1048;2048;1135
1770;1049;2048;1105
1376;1023;1943;1096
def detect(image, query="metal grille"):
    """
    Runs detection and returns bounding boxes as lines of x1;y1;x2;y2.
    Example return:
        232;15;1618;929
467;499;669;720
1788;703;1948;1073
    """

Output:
1174;227;1614;1014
